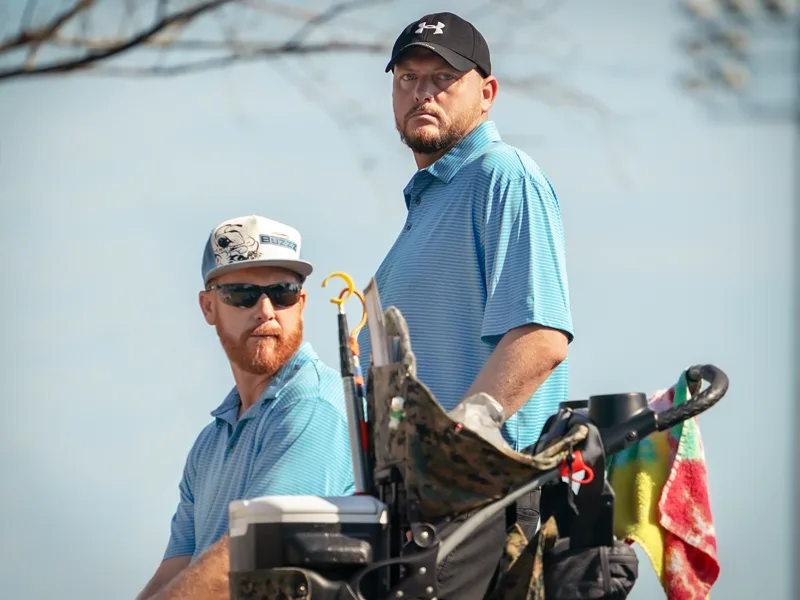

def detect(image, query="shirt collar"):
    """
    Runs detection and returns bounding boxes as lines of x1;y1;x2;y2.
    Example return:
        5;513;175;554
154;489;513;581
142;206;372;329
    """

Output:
210;341;317;425
402;120;502;205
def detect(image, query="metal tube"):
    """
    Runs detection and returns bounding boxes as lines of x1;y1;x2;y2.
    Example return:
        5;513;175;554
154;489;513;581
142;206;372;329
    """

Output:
343;376;371;493
792;14;800;600
335;307;371;493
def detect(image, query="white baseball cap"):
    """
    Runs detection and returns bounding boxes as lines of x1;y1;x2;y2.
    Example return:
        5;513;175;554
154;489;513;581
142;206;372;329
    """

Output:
201;215;314;285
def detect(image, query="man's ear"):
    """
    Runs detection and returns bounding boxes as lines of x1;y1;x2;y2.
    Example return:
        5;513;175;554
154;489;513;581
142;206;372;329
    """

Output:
480;75;498;113
199;290;216;326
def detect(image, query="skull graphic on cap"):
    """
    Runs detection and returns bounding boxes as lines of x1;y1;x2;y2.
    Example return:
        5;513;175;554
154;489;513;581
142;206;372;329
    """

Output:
212;223;261;266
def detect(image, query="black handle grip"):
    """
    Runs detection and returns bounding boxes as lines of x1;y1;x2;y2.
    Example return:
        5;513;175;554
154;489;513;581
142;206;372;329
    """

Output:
338;312;354;377
654;363;729;432
600;363;729;456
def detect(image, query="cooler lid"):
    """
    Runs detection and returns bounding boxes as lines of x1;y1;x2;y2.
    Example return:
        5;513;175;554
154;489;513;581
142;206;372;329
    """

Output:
228;494;388;532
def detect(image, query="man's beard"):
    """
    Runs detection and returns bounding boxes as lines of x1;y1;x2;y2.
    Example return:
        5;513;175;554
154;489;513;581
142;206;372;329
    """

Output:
217;320;303;378
396;103;480;155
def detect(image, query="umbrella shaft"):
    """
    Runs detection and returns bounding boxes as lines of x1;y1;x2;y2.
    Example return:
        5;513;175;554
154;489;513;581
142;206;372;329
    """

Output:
343;377;371;493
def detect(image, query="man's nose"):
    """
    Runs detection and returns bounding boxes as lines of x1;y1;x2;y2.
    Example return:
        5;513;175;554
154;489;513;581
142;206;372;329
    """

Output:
413;79;436;103
254;294;276;319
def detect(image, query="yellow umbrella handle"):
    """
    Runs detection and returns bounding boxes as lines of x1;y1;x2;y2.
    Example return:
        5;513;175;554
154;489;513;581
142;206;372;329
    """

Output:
337;287;367;338
321;271;354;306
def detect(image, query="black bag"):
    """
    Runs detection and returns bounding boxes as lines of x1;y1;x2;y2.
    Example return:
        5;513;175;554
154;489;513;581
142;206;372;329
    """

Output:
533;408;640;600
542;517;639;600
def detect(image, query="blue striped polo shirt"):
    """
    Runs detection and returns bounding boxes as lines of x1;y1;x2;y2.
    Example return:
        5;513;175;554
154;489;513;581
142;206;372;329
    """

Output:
163;342;355;561
357;120;574;451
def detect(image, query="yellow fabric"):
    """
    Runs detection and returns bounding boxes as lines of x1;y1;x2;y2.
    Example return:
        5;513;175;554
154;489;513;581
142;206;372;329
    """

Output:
608;430;671;582
607;377;714;600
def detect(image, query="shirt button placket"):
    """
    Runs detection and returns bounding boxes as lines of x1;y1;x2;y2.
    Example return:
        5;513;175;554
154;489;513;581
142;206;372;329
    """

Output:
406;197;420;231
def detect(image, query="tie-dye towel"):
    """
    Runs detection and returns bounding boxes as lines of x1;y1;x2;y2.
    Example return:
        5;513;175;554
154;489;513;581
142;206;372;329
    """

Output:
606;370;720;599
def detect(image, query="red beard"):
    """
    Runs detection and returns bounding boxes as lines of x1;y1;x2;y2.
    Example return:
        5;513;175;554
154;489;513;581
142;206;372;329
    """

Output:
217;320;303;377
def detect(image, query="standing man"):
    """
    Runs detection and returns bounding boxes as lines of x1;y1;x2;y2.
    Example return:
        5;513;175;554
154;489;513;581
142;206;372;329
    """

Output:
357;12;574;600
136;215;355;600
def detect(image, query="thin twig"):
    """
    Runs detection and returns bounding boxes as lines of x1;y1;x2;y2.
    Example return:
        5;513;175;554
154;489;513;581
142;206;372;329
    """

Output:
284;0;395;48
0;0;612;134
0;0;235;80
0;0;95;53
42;40;389;77
42;35;263;51
0;0;620;185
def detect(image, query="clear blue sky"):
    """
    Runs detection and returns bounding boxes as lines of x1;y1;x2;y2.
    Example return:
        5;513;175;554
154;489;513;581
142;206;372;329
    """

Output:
0;1;795;599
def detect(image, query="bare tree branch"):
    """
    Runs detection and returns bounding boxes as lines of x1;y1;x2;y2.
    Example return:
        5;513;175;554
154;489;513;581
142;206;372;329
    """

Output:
0;0;237;80
0;0;623;187
66;40;389;77
0;0;406;81
0;0;586;88
0;0;616;135
283;0;393;48
0;0;617;134
237;1;317;22
22;0;97;69
1;0;95;54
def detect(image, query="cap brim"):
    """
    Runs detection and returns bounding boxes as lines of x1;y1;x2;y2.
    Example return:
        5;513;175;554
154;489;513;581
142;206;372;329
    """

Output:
204;259;314;284
385;42;477;73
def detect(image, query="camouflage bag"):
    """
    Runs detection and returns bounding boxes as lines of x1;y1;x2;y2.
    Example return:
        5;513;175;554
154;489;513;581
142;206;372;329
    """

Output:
366;306;595;599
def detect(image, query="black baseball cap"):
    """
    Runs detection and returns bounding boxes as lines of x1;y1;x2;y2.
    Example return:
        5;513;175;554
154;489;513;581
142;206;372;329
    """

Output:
385;12;491;77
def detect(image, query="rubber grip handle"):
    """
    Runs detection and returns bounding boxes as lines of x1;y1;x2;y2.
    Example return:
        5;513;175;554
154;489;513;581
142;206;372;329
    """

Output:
655;364;729;431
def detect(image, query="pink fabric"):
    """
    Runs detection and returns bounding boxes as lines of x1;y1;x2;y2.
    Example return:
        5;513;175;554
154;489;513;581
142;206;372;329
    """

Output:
656;385;720;599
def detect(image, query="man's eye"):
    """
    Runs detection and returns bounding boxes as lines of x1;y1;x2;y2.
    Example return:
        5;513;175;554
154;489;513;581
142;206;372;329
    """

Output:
401;73;416;81
438;72;455;80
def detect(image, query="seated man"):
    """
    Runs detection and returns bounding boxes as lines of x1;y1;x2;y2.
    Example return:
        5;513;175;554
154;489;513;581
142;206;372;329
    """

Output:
136;215;355;600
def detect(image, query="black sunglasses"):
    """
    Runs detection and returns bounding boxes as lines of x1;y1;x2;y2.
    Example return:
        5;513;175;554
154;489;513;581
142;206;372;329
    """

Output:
207;282;303;309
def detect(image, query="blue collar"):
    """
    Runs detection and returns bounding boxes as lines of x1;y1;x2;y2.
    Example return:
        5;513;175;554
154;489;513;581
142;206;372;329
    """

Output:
210;341;317;425
403;120;502;207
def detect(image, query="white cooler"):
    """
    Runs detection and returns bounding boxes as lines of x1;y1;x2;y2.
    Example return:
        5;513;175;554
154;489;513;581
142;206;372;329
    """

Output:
228;494;390;597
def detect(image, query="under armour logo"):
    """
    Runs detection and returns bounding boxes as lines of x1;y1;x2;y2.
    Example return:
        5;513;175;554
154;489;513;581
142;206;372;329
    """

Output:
415;21;445;35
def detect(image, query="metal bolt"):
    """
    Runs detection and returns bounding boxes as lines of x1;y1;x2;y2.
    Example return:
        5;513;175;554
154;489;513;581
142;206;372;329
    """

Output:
395;591;404;597
296;583;307;596
426;586;434;594
419;567;427;574
421;531;430;539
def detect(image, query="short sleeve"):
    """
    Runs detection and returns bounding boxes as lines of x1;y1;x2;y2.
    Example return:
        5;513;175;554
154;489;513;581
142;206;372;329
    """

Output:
163;452;196;560
243;398;355;498
480;173;573;345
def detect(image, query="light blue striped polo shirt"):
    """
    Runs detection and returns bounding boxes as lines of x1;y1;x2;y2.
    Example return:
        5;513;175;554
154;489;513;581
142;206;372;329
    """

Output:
163;342;355;561
357;120;574;451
